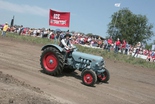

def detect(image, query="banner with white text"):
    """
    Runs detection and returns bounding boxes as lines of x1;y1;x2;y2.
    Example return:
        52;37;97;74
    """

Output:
49;9;70;27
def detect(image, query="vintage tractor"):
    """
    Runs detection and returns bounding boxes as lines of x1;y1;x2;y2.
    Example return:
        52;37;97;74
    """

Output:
40;44;110;86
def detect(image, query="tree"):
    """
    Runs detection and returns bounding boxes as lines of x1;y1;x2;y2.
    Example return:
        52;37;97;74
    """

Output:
145;43;152;50
107;8;154;45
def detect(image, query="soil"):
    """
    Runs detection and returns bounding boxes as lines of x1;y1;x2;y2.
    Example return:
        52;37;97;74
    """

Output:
0;36;155;104
0;71;61;104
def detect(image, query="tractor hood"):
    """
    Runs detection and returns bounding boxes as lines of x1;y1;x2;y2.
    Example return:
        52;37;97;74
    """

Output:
72;51;104;63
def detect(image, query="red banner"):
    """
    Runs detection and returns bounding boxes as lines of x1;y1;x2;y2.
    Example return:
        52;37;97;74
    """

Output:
49;9;70;27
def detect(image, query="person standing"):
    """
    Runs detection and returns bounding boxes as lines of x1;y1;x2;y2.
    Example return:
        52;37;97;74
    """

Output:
115;38;121;53
121;39;126;54
103;39;108;50
19;25;24;35
54;29;61;45
1;22;9;36
125;42;130;55
107;36;113;52
47;30;53;39
133;42;141;57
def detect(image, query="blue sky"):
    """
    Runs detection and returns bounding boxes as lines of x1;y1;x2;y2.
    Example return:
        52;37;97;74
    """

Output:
0;0;155;42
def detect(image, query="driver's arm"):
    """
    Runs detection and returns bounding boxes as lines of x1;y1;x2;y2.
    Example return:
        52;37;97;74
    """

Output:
69;41;73;48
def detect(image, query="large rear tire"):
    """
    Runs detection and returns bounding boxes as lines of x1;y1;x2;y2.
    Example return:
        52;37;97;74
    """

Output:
40;47;64;76
97;68;110;83
81;70;97;86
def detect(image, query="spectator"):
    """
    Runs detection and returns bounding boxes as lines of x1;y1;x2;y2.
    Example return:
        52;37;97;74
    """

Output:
1;22;9;36
36;29;41;37
47;30;53;39
146;50;155;62
115;38;121;53
107;36;113;52
98;39;103;48
55;29;61;45
28;28;33;36
19;25;24;35
121;39;126;54
103;39;108;50
87;37;92;43
32;29;37;36
125;42;130;55
59;32;65;41
133;42;141;57
66;29;69;34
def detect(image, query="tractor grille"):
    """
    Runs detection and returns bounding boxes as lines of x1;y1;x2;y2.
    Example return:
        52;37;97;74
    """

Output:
100;60;104;66
98;60;104;69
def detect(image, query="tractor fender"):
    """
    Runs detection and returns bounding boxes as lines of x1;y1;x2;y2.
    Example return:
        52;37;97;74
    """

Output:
41;44;63;52
81;68;92;76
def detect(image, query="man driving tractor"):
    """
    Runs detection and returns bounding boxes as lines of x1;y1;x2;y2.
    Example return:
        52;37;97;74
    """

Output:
60;33;73;49
59;33;73;60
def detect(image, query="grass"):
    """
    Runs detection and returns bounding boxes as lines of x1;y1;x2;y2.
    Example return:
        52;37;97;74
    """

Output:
1;31;155;70
4;32;53;45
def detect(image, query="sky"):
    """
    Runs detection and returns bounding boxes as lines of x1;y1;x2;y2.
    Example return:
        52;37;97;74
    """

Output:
0;0;155;42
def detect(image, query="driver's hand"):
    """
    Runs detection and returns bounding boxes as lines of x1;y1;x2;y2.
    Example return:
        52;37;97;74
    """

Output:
65;46;69;49
65;46;71;50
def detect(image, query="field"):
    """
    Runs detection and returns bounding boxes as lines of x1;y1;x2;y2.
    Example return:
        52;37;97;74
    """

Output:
0;33;155;104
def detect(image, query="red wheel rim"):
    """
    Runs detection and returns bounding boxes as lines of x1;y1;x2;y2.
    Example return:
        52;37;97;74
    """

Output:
43;52;58;71
83;73;93;84
98;72;107;81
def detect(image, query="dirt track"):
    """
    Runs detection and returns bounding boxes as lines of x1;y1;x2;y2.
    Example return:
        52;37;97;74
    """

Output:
0;36;155;104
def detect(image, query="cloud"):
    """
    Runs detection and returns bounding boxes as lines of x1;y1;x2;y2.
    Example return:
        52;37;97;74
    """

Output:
0;0;48;16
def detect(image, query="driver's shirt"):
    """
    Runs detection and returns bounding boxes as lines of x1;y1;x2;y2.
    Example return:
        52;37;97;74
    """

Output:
61;38;73;50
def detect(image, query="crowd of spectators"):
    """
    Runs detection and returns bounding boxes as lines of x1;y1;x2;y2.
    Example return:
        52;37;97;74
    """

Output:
1;24;155;62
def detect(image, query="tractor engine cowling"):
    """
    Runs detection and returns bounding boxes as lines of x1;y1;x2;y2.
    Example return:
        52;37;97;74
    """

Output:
72;51;105;72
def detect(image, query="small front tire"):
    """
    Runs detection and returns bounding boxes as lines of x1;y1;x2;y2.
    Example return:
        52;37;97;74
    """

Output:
81;70;97;86
97;68;110;83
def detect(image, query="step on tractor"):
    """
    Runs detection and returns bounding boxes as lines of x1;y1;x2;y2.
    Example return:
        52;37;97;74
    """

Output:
40;44;110;86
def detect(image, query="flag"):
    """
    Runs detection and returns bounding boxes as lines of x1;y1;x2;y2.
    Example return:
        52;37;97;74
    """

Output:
49;9;70;27
10;16;14;27
114;3;121;7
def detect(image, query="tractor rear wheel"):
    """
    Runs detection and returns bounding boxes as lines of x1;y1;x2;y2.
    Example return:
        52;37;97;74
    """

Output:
81;70;97;86
40;47;64;76
97;68;110;83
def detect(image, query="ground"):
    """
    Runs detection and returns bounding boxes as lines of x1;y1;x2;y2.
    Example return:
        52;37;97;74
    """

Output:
0;71;60;104
0;36;155;104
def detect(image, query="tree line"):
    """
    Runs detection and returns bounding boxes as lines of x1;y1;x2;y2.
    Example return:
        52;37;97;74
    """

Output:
107;8;154;46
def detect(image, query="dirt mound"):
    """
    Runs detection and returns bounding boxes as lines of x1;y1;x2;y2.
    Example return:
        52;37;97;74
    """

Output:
0;71;61;104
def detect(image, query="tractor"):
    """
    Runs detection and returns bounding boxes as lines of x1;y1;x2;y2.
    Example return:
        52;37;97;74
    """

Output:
40;44;110;86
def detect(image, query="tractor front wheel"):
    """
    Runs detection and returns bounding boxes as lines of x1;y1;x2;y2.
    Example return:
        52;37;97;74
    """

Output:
97;68;110;83
81;70;97;86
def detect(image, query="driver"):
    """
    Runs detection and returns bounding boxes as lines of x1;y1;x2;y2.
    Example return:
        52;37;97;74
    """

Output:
60;33;73;50
59;33;73;61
